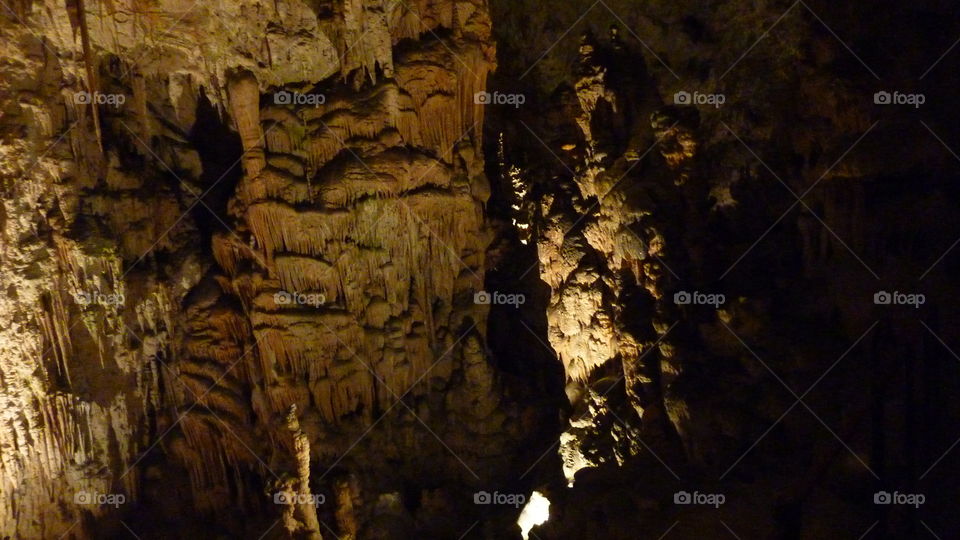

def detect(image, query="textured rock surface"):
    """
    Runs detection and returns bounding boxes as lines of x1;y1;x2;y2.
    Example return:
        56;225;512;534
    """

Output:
489;1;960;537
0;0;526;537
0;4;205;534
2;0;960;538
165;2;517;532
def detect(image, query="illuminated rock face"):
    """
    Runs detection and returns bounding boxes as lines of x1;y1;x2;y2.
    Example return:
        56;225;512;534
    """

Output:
5;1;959;538
169;0;503;520
0;8;206;534
525;32;699;482
0;0;507;537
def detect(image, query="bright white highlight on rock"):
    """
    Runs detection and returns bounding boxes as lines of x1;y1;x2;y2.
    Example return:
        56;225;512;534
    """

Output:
517;490;550;540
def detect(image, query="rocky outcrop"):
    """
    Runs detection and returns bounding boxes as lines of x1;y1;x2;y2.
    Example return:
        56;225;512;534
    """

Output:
0;0;523;537
492;2;960;537
0;6;206;535
3;0;960;538
514;31;693;485
164;4;513;533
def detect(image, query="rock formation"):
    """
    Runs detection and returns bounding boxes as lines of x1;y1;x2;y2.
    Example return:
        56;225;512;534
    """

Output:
0;0;521;537
1;0;959;538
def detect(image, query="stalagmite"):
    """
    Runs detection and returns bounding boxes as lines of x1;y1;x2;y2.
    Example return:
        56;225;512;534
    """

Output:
334;476;360;540
287;405;322;540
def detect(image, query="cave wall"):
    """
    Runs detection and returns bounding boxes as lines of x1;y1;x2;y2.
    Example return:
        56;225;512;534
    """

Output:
0;3;208;535
165;1;520;535
488;1;960;537
0;0;529;538
2;0;960;538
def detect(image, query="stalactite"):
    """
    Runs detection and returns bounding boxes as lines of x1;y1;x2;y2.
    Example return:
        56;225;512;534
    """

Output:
74;0;103;154
227;72;265;179
339;0;394;83
163;1;497;524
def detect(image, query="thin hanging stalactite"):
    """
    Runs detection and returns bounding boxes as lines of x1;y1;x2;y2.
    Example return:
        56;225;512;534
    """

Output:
73;0;103;154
